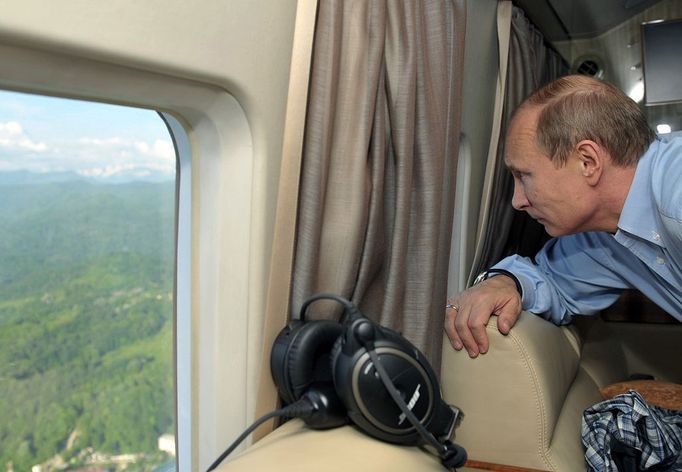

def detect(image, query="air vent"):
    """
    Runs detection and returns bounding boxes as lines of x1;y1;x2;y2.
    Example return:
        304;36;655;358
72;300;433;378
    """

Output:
572;55;604;79
577;60;600;76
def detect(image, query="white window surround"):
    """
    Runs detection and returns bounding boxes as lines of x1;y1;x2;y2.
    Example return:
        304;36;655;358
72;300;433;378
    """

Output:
0;42;269;471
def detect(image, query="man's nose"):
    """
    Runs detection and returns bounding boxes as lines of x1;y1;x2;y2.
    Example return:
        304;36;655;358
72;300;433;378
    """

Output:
511;183;529;210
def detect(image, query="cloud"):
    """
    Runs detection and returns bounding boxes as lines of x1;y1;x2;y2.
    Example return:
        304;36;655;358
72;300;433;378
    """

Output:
73;136;176;179
0;120;175;180
78;137;124;146
0;121;22;135
78;163;138;177
0;120;48;152
135;139;175;160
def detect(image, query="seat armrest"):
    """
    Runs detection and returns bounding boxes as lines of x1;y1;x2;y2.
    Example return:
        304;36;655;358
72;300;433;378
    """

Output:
440;312;581;470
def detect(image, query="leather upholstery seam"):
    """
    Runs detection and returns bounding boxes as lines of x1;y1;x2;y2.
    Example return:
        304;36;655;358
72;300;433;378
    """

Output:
499;324;557;471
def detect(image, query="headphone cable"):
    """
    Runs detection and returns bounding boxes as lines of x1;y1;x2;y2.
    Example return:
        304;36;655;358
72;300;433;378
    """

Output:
209;293;355;471
365;347;467;469
206;398;316;472
365;348;445;453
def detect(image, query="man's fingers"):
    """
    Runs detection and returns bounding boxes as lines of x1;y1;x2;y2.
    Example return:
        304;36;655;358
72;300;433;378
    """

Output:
445;277;522;357
467;307;490;355
496;304;522;334
454;307;480;358
444;304;463;350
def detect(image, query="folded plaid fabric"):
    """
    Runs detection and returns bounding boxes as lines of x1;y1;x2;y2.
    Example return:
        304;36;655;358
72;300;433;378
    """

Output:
581;390;682;471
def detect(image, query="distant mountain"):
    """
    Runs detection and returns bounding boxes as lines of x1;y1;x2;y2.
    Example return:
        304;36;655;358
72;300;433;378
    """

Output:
0;170;174;185
0;170;85;185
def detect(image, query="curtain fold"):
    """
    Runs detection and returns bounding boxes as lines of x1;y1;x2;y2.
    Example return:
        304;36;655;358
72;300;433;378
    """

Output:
470;6;568;279
291;0;466;369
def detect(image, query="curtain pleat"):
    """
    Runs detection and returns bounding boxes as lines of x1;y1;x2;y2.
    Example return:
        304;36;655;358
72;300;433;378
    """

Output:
291;0;465;369
470;6;568;278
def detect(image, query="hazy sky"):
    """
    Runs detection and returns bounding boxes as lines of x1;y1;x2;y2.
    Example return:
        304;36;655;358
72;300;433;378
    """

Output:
0;89;175;180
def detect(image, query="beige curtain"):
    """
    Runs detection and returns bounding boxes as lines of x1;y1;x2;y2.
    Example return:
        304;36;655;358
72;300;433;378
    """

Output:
291;0;466;369
470;6;567;280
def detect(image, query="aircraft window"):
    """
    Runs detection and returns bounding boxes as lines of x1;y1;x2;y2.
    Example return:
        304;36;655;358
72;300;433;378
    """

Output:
0;90;177;471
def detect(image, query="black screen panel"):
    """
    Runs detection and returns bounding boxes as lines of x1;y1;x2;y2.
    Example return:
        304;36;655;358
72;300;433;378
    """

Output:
642;19;682;105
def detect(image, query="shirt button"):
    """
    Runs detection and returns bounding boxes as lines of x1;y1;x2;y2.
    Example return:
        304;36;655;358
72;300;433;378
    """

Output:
652;232;661;241
656;256;665;265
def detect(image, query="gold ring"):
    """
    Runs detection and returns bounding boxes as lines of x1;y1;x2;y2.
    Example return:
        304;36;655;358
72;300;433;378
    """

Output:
445;303;459;311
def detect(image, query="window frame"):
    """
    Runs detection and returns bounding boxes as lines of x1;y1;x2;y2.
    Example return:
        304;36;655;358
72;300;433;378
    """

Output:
0;41;259;471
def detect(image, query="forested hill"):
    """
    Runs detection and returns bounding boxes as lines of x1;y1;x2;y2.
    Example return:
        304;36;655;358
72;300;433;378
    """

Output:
0;178;175;297
0;176;176;471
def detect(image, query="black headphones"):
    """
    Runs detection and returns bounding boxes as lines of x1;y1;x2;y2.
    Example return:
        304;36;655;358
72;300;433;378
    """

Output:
270;293;467;470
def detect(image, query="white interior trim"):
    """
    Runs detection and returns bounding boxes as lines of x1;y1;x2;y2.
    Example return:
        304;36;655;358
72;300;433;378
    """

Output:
0;42;261;471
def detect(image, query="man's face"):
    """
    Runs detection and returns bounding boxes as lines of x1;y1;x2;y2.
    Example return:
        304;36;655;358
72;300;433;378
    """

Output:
504;107;594;237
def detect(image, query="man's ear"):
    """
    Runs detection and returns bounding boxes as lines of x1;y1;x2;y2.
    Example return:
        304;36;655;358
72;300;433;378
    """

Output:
575;139;603;185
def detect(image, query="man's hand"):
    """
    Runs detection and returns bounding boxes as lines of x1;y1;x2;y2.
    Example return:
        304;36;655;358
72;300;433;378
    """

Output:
444;275;522;358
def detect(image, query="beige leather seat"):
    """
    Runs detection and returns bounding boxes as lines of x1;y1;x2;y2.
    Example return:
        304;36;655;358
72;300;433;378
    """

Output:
218;311;680;471
440;311;682;471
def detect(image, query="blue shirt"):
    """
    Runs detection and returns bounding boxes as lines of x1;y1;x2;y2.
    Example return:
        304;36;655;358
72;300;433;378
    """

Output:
494;132;682;325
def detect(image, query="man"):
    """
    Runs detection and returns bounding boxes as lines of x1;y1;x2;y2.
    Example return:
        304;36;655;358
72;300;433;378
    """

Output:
444;74;682;358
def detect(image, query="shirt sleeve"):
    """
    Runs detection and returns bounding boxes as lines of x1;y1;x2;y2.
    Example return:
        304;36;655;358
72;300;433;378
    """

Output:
492;232;630;325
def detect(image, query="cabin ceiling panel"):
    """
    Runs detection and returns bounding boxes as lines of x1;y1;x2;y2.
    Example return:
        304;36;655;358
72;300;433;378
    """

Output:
515;0;664;41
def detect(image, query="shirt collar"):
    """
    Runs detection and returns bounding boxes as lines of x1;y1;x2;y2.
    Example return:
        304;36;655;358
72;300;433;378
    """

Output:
616;138;664;247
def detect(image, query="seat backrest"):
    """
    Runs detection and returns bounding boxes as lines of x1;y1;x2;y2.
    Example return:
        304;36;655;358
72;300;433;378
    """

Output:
440;312;613;471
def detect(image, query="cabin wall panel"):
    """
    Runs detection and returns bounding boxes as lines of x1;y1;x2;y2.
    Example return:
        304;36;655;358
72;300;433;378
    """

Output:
448;0;499;292
0;1;301;469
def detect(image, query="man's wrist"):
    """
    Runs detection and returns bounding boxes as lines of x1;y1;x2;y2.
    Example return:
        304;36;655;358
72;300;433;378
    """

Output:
473;268;523;298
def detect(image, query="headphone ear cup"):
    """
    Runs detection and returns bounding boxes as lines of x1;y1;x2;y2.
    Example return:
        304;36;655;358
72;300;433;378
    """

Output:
329;333;344;385
271;321;301;405
332;323;443;445
271;320;344;404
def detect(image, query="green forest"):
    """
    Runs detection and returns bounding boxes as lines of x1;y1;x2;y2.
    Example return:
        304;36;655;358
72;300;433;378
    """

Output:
0;176;176;471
